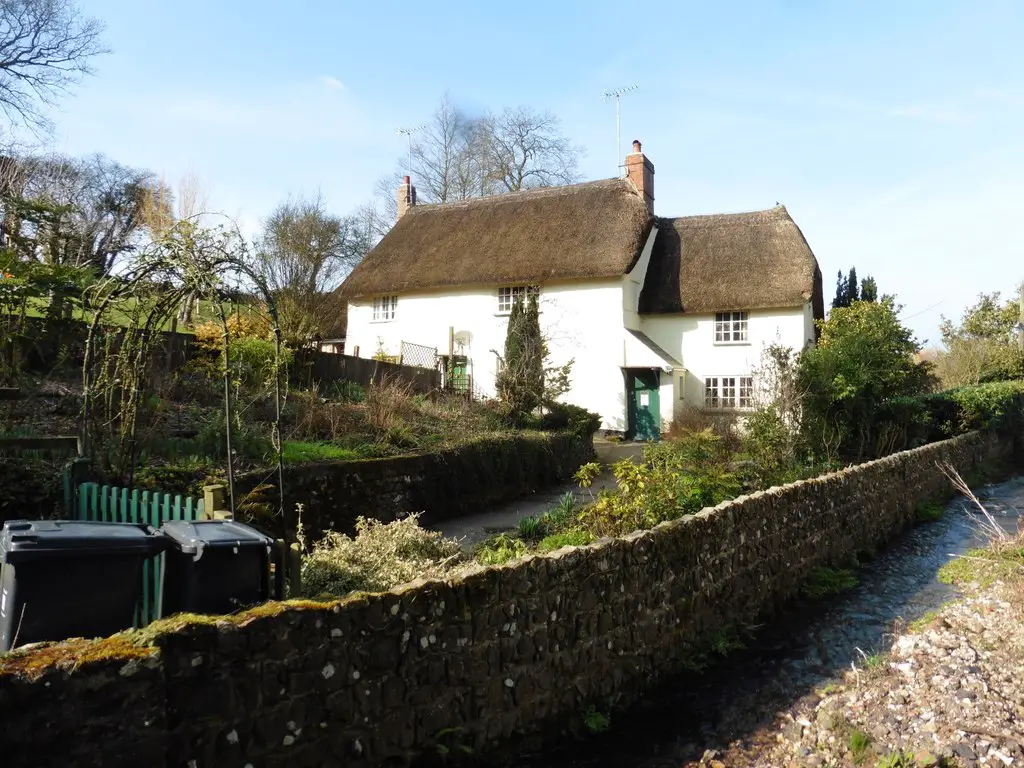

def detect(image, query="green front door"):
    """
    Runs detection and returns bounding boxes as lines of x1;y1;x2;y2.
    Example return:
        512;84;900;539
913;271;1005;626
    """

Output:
627;369;660;441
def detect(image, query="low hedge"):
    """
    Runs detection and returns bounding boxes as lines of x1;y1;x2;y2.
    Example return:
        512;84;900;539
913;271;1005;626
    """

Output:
873;380;1024;454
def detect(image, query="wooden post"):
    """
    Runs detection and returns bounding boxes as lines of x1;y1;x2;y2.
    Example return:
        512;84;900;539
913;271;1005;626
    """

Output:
202;484;231;520
271;539;288;600
448;326;455;390
287;542;303;598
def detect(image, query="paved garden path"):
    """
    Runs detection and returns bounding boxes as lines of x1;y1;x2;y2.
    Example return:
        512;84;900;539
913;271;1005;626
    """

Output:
429;438;644;547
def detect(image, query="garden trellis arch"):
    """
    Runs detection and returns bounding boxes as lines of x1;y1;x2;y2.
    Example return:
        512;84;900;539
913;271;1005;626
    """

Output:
81;216;286;523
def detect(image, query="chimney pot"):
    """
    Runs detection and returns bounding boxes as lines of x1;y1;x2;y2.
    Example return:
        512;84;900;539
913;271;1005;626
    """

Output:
632;140;642;153
403;175;410;184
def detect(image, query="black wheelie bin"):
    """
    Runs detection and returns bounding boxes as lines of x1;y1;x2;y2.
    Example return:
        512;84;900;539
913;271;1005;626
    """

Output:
0;519;167;651
158;519;273;616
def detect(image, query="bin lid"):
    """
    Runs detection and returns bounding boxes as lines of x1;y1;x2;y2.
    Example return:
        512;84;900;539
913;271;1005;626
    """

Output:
0;520;166;563
159;520;272;559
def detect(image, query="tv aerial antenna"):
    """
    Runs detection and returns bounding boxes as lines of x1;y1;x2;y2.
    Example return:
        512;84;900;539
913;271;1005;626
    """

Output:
602;84;638;174
396;124;426;177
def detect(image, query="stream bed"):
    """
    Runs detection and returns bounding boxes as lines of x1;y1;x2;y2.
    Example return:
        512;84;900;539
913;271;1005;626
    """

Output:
518;475;1024;768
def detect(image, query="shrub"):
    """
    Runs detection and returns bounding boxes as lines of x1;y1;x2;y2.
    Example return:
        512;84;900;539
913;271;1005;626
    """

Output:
517;515;547;542
540;402;601;438
288;388;363;442
869;380;1024;452
475;533;529;565
301;514;462;597
799;298;934;460
741;404;797;487
364;377;418;432
326;380;366;403
537;527;594;552
579;429;740;538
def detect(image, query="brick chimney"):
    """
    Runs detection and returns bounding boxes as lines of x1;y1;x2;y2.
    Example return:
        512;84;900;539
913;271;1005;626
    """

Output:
397;175;416;220
625;139;654;213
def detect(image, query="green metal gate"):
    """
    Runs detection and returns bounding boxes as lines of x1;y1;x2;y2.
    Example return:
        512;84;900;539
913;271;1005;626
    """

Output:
75;483;205;626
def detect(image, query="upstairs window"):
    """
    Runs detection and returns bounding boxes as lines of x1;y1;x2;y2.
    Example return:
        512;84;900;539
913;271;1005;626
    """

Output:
373;295;397;321
715;311;748;343
498;285;539;314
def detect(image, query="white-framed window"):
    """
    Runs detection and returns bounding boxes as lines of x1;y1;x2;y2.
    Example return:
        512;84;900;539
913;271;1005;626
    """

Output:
372;295;397;322
704;377;720;408
497;285;539;314
714;311;748;343
704;375;755;409
739;376;753;408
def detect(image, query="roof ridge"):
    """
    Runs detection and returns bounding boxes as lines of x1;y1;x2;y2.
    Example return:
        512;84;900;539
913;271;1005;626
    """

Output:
659;204;790;224
406;177;632;214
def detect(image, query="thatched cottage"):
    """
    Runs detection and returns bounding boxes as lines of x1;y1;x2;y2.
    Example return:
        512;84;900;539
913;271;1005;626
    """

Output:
342;141;824;438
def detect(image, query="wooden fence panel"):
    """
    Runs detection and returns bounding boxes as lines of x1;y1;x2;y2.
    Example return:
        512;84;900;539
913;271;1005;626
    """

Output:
299;351;440;394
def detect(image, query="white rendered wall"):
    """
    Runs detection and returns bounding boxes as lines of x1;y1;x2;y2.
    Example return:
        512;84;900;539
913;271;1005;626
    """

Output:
347;283;815;431
640;306;814;408
346;280;636;431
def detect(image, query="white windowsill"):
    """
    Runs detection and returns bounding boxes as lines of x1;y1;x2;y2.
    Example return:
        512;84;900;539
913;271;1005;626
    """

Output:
370;319;395;324
713;340;751;346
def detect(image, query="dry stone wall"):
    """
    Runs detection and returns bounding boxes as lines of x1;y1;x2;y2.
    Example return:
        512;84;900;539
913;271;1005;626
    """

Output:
235;432;594;540
0;430;1014;768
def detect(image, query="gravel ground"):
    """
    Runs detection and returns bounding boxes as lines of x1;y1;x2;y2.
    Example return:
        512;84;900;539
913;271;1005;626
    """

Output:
693;561;1024;768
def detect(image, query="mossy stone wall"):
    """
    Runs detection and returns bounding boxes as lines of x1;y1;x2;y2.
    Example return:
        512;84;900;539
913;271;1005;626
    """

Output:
0;430;1014;767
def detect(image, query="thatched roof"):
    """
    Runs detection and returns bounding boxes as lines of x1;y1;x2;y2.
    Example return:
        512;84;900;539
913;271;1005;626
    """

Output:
342;178;652;297
639;206;823;315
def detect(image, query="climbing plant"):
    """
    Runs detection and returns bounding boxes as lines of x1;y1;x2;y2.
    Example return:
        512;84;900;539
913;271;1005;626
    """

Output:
81;215;287;523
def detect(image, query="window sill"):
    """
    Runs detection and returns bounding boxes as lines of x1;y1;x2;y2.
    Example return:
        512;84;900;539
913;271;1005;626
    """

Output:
370;319;395;324
713;341;751;346
702;406;754;412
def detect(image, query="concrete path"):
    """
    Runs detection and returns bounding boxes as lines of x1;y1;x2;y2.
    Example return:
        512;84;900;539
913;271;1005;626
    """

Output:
430;438;644;548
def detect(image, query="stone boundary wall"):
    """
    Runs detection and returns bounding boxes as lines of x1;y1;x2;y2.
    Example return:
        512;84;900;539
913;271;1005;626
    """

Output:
236;432;594;539
0;430;1014;767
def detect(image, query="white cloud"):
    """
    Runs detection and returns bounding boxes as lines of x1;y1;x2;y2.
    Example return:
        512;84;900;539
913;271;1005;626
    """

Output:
321;75;346;91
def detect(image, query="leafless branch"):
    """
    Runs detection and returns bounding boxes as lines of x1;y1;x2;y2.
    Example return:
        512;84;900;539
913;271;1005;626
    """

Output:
0;0;108;133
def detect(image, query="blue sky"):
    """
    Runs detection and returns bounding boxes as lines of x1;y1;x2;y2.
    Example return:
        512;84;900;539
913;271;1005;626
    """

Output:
47;0;1024;345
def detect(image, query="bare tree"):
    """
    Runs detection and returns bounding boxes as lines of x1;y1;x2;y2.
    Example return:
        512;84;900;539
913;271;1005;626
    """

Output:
410;93;475;204
0;0;107;132
255;193;370;344
1;152;162;274
360;96;584;240
481;106;582;192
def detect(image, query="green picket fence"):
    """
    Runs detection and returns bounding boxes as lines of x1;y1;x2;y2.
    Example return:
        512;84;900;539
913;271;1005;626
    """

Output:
75;482;206;626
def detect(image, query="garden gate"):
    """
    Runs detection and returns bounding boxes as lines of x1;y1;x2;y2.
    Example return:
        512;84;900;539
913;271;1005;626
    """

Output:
73;481;205;626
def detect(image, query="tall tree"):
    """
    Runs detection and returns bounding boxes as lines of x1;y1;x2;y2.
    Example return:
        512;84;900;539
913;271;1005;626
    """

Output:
860;275;878;303
361;95;584;241
0;0;108;132
937;291;1024;386
255;193;370;345
481;106;581;192
832;270;848;309
496;292;544;424
845;266;859;306
832;267;866;309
